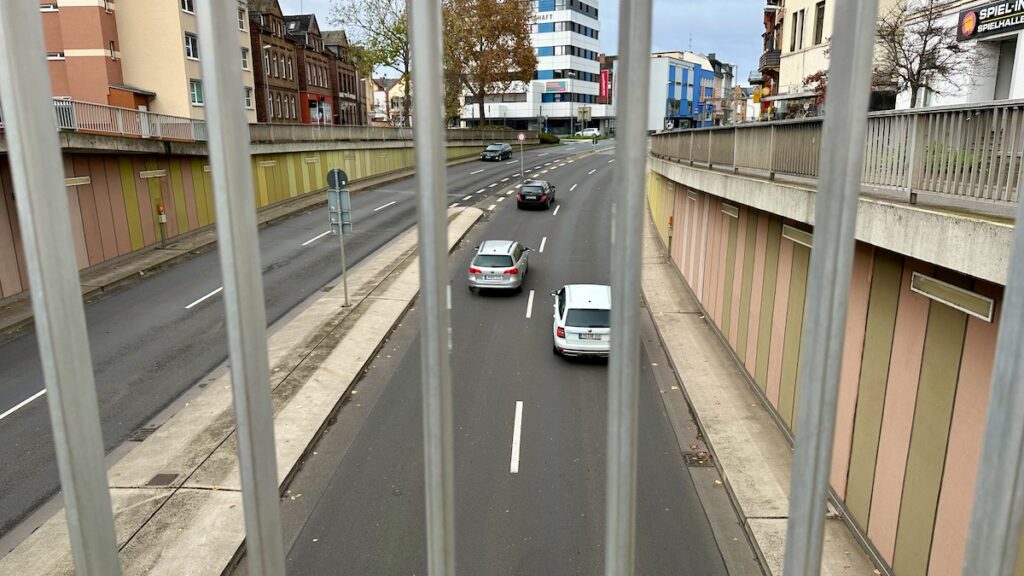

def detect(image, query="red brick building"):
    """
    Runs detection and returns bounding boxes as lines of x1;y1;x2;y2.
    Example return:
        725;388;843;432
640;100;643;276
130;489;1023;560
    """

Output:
286;15;333;124
324;30;367;126
249;0;301;123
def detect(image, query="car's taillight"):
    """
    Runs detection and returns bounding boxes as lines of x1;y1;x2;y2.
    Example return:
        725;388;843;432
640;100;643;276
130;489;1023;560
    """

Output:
540;194;547;201
556;327;565;338
516;193;523;201
503;268;519;275
469;267;482;274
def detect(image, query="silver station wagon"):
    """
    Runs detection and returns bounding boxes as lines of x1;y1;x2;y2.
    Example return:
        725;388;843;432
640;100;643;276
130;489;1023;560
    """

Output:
467;240;530;292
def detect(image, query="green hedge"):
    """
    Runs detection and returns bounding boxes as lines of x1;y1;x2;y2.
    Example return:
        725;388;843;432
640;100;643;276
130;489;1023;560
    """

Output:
539;132;560;144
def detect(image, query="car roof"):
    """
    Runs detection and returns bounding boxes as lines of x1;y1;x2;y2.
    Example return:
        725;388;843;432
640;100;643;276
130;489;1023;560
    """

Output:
564;284;611;308
478;239;517;255
521;179;548;187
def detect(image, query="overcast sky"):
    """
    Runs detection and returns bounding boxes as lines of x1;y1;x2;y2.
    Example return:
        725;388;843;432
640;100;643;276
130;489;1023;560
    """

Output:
278;0;763;84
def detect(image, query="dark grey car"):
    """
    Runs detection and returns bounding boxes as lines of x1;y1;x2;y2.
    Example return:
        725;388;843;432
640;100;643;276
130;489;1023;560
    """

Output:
480;143;512;161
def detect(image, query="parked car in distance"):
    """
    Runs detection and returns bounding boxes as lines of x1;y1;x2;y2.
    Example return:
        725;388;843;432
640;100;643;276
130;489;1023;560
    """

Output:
468;240;530;293
552;284;611;358
574;127;601;138
480;142;512;161
516;180;556;210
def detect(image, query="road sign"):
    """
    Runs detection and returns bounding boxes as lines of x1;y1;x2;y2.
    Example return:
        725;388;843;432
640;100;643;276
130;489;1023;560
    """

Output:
327;168;348;190
518;133;525;142
328;188;352;235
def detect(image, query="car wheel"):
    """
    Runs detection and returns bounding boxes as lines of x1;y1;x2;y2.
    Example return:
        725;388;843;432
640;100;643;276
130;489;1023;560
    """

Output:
468;285;476;293
552;344;561;356
517;202;524;209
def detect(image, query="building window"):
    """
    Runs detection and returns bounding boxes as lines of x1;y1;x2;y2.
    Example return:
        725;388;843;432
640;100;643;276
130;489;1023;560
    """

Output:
189;79;204;105
181;0;195;14
185;33;199;60
39;3;59;12
109;40;116;59
238;7;246;30
241;47;249;70
46;52;65;60
813;1;826;45
291;95;297;119
244;87;253;109
275;94;282;118
287;57;293;80
268;91;275;118
272;53;279;78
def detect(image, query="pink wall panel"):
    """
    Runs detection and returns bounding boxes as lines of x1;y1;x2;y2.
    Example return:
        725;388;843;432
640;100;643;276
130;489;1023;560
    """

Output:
104;158;132;256
63;157;89;270
696;194;710;300
2;168;29;290
745;213;769;372
155;158;178;237
868;260;934;564
729;207;747;346
72;156;104;267
766;237;794;408
88;156;120;262
0;166;24;299
132;158;156;246
715;207;729;327
670;185;686;267
927;280;1001;576
831;243;875;498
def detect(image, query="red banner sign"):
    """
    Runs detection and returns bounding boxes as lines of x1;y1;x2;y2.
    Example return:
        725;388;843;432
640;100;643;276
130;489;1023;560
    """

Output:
599;69;609;98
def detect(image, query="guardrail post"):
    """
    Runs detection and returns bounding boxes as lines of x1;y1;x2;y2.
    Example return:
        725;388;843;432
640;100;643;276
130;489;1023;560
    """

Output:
903;115;923;204
114;108;125;135
768;124;777;180
733;127;740;173
688;131;694;166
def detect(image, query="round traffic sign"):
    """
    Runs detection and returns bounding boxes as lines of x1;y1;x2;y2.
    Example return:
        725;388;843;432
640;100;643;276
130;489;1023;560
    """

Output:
518;133;526;141
327;168;349;189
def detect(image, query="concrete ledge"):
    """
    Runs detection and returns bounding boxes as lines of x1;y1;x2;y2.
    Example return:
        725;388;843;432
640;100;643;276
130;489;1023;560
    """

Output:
0;207;484;575
650;155;1014;285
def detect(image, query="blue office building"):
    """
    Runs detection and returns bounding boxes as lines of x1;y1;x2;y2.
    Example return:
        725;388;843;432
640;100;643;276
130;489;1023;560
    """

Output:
648;51;724;131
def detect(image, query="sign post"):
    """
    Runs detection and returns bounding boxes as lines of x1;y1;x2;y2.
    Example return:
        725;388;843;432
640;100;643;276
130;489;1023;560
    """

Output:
518;132;526;181
327;169;352;307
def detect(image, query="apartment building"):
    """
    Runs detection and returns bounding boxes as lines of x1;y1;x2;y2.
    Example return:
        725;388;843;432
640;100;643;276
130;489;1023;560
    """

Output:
116;0;257;122
249;0;301;123
324;30;366;126
286;15;334;124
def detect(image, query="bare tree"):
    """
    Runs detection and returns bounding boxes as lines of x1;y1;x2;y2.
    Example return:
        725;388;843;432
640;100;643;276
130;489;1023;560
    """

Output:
332;0;411;125
875;0;982;108
444;0;537;126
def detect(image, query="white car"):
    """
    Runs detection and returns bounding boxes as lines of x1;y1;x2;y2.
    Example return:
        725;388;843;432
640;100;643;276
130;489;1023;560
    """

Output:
574;128;601;138
551;284;611;357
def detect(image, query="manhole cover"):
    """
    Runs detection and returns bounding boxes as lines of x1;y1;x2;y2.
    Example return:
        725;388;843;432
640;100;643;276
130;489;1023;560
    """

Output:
683;451;714;467
146;473;178;487
129;426;159;442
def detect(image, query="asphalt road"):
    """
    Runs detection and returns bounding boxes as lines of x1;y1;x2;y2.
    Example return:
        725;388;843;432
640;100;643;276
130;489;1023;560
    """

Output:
0;140;609;539
283;148;732;574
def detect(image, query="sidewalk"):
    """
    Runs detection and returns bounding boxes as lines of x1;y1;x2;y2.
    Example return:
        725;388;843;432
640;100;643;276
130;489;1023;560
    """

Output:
641;212;879;576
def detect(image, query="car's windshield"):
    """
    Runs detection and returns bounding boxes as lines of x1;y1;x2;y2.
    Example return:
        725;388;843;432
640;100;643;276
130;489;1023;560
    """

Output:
521;186;543;195
473;254;514;268
485;145;502;151
566;309;610;328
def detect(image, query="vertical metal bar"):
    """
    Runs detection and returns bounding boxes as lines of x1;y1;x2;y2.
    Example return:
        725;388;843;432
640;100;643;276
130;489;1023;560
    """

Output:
604;0;652;573
782;0;878;573
0;3;121;575
965;120;1024;576
407;0;456;573
195;2;285;574
904;115;921;203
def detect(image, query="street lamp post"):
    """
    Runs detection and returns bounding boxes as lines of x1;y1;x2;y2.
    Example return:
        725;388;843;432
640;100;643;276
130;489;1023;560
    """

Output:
567;71;576;137
262;45;272;122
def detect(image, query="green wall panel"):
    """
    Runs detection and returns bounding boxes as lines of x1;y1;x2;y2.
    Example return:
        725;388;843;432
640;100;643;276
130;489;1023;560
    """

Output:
118;158;144;251
778;242;809;429
754;216;783;391
736;209;758;361
722;215;738;341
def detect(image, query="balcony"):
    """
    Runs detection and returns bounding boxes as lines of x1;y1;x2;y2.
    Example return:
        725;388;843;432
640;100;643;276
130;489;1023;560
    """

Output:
759;49;781;72
748;70;764;85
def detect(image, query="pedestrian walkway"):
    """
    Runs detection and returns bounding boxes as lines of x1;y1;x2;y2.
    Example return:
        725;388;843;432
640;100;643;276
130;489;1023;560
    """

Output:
641;211;879;576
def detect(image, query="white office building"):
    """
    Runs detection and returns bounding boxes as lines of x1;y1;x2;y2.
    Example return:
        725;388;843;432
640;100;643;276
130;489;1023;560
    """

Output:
458;0;614;134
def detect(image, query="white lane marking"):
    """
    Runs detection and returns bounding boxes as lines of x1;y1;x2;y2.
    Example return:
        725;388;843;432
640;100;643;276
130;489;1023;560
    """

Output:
505;160;517;165
526;289;535;318
301;230;331;246
501;177;510;182
570;184;578;192
450;202;459;207
447;284;452;310
530;174;540;178
559;163;566;167
539;236;547;253
538;153;550;156
512;173;520;177
463;195;473;200
510;401;524;474
0;389;47;422
497;197;505;202
568;160;575;163
552;205;561;216
506;190;514;195
476;188;486;194
488;204;497;211
489;183;498;188
608;159;615;163
544;162;551;166
185;286;224;310
471;169;485;175
515;184;522;189
532;165;542;169
373;200;397;212
588;169;597;175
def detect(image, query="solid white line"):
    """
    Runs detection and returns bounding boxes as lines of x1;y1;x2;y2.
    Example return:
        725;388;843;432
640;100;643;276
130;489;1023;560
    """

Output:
552;205;561;216
539;236;547;253
569;184;578;192
588;169;597;175
185;286;224;309
476;188;486;194
510;400;524;474
488;204;497;211
470;169;485;175
463;195;473;200
0;389;47;422
301;230;331;246
526;289;535;318
373;201;397;212
538;153;550;156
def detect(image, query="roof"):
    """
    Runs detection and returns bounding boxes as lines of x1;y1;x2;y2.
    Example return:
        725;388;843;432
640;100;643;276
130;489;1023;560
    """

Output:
284;14;319;37
109;84;155;97
478;240;517;255
374;77;400;92
565;284;611;308
322;30;349;48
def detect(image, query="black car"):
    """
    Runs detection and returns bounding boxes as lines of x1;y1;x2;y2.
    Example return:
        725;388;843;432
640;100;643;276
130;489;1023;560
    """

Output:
480;143;512;161
516;180;556;210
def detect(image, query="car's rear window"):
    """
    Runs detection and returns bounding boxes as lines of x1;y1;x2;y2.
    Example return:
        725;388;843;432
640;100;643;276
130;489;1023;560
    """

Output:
485;145;502;151
473;254;514;268
566;308;610;328
521;186;543;195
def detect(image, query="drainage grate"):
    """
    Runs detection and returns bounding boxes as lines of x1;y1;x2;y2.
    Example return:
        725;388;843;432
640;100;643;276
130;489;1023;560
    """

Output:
683;451;714;467
129;426;160;442
146;473;178;487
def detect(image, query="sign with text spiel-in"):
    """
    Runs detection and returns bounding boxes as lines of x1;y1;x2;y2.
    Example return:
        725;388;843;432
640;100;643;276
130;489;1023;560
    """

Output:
958;0;1024;41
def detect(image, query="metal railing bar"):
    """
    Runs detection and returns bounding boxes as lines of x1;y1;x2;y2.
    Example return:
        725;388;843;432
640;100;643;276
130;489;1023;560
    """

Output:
782;0;879;573
195;1;285;573
407;0;456;573
0;3;122;574
604;0;653;573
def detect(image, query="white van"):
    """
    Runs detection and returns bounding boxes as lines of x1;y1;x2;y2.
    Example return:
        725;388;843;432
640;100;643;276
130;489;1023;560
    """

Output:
551;284;611;357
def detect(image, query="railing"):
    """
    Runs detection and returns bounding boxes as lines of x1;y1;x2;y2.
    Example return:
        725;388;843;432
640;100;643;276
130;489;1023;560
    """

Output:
759;49;781;71
651;99;1024;206
248;123;538;144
